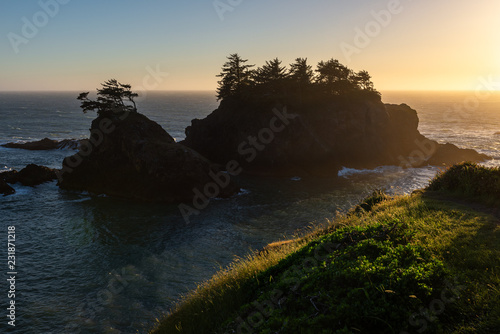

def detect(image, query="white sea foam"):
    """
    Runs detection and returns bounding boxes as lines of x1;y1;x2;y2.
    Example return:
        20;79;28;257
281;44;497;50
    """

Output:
338;166;401;178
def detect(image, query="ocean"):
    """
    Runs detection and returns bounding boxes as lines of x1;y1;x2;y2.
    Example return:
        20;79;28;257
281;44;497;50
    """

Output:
0;91;499;333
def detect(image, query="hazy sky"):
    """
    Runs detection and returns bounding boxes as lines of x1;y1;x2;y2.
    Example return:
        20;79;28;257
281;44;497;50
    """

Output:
1;0;499;92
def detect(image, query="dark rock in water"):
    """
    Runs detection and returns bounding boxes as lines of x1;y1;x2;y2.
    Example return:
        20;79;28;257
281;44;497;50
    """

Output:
0;178;15;196
1;138;82;150
382;106;489;168
425;143;490;166
3;164;58;187
181;97;490;176
58;111;239;202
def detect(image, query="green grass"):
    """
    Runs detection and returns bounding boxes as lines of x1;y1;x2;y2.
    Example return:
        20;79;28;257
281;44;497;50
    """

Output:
149;166;500;334
427;162;500;206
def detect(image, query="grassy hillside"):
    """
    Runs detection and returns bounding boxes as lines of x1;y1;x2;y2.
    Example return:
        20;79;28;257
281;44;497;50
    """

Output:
150;163;500;333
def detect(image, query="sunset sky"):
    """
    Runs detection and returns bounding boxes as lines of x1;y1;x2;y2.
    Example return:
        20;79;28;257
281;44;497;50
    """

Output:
1;0;499;92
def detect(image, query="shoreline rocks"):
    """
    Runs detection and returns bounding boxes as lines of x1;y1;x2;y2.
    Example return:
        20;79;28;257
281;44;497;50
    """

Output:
0;164;59;195
2;138;82;150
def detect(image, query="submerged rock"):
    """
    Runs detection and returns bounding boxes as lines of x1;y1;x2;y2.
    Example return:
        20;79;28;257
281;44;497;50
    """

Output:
2;138;82;150
58;111;239;202
182;97;490;175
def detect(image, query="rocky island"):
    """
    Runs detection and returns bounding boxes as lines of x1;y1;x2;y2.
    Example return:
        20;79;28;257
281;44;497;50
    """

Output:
182;55;489;176
57;80;239;202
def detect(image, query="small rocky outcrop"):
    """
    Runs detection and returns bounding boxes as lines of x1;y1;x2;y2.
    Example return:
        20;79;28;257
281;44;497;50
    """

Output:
383;104;489;168
58;111;239;202
3;164;58;187
2;138;82;150
181;97;490;175
424;143;490;167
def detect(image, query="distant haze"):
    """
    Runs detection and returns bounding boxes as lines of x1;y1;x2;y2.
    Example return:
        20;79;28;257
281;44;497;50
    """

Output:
1;0;499;91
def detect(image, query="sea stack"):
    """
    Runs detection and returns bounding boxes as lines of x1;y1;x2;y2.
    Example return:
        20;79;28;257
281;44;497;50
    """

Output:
182;98;490;176
58;110;239;202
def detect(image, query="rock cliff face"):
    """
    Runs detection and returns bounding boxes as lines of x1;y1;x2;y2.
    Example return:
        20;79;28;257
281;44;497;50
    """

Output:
58;111;239;202
181;97;489;176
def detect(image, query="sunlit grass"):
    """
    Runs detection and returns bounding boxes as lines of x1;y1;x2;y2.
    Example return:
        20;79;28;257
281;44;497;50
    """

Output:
150;167;500;333
150;235;310;333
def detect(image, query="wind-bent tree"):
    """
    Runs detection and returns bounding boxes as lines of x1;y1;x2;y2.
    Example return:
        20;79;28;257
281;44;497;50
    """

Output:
77;79;138;116
216;54;254;100
289;57;314;86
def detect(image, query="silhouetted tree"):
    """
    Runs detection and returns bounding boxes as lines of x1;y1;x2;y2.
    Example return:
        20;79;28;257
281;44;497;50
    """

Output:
216;54;255;100
251;58;289;97
289;57;314;86
353;70;375;91
214;54;379;101
77;79;138;116
315;59;354;94
289;58;314;102
253;58;288;84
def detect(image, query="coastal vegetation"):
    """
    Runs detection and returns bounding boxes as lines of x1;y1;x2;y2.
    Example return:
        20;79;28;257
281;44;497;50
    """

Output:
77;79;138;116
215;54;380;103
150;163;500;333
427;162;500;206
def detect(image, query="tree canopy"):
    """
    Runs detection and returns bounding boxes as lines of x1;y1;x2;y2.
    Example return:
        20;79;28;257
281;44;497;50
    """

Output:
289;58;314;87
77;79;138;116
215;55;379;102
216;54;254;101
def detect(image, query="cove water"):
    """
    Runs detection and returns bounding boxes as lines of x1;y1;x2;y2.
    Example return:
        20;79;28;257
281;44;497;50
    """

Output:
0;91;499;333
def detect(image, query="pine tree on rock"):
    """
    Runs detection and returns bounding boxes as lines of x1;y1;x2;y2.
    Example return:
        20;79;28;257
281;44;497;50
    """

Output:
216;54;255;100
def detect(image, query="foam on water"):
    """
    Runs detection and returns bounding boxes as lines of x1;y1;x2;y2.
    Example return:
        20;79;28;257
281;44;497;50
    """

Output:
338;165;402;178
